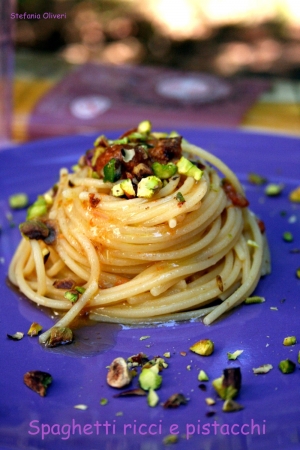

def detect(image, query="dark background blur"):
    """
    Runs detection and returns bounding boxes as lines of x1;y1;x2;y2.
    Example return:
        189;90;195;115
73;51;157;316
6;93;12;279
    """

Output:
14;0;300;79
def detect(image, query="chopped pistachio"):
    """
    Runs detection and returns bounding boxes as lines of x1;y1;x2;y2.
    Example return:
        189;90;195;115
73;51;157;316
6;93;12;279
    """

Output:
212;368;241;400
190;339;214;356
163;393;188;408
283;232;293;242
113;388;147;397
252;364;273;374
227;350;244;360
298;351;300;364
120;179;135;198
247;239;259;248
74;404;88;410
26;197;48;220
64;290;79;303
283;336;297;346
248;173;267;185
205;397;216;406
163;434;179;445
9;193;29;209
137;176;163;198
107;357;132;388
296;268;300;279
289;186;300;202
24;370;52;397
244;296;265;304
110;137;129;145
7;331;24;341
152;162;177;179
177;156;203;181
279;359;296;374
140;335;150;341
163;352;171;358
111;183;125;197
142;357;168;370
45;326;73;347
186;365;191;371
147;388;159;407
27;322;43;337
137;120;152;134
19;220;50;241
175;192;185;203
139;364;162;391
270;306;278;311
75;286;86;294
100;398;108;406
103;158;122;183
198;370;209;381
265;183;284;196
222;399;244;412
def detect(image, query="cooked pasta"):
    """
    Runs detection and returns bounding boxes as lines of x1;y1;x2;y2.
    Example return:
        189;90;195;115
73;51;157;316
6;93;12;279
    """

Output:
8;122;270;344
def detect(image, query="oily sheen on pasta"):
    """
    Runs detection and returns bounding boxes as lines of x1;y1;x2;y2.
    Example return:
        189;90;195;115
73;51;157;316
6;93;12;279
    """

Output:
9;122;270;343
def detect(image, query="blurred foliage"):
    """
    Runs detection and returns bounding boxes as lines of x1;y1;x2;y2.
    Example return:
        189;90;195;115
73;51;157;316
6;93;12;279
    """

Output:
15;0;300;78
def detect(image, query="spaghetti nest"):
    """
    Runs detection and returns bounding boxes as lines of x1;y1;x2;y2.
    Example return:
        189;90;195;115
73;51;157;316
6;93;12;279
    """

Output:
9;122;270;343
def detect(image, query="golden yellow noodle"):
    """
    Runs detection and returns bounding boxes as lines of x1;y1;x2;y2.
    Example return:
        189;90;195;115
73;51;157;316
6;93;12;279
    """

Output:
8;133;270;343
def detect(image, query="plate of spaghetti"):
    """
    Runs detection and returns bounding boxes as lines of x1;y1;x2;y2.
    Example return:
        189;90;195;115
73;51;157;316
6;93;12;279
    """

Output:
1;125;300;450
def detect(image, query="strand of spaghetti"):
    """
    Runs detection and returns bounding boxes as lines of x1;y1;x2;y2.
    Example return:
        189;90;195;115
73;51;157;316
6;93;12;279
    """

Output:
39;229;101;343
39;280;99;344
203;210;264;324
30;240;47;296
14;242;71;309
183;141;243;193
90;305;217;324
8;238;30;284
89;252;243;318
90;217;242;306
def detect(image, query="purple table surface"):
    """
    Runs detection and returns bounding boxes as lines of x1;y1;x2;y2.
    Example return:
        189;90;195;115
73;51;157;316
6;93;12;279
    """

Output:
0;127;300;450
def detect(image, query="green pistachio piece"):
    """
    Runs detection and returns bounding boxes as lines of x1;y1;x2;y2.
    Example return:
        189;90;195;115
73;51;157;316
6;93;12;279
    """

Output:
137;120;152;134
152;162;177;179
23;370;52;397
264;183;284;196
283;336;297;346
64;290;79;303
283;232;293;242
248;173;267;185
279;359;296;374
198;370;209;381
45;326;73;347
190;339;214;356
222;399;244;412
244;296;265;304
103;158;122;183
27;322;43;337
175;192;186;203
227;350;244;360
139;364;162;391
212;368;241;400
177;156;203;181
26;197;48;220
147;388;159;407
252;364;273;374
137;176;163;199
9;193;29;209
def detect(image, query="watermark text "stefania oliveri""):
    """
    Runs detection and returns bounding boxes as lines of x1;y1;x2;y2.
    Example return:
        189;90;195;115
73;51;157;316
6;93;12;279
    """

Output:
11;12;66;20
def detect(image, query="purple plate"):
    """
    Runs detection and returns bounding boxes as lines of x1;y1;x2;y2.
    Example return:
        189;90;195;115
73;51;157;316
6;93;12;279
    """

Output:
1;129;300;450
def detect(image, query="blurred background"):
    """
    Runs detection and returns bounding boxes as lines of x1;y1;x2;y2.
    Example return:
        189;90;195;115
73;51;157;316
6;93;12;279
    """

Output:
4;0;299;144
14;0;300;79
